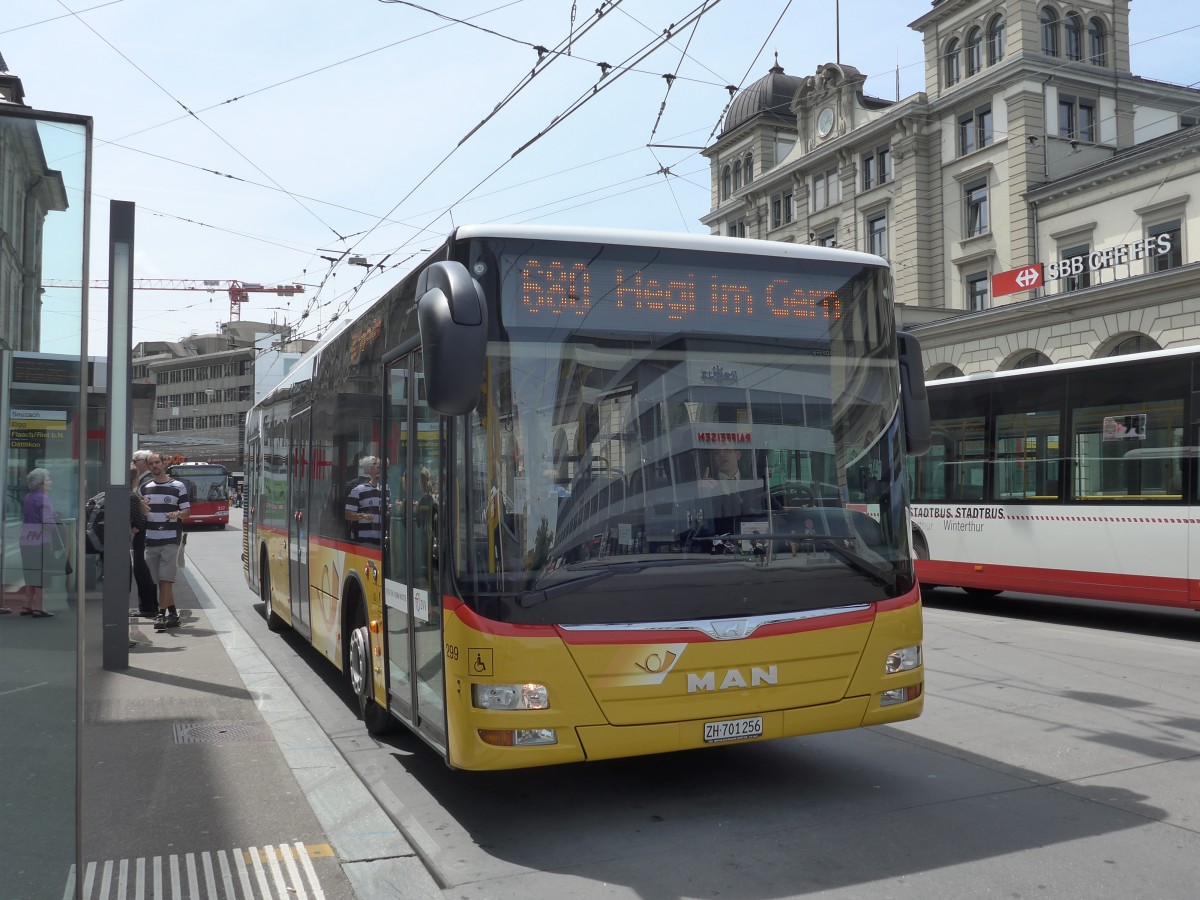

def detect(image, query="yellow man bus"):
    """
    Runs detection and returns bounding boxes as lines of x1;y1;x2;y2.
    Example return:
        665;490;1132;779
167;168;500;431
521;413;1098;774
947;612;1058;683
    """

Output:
243;225;930;770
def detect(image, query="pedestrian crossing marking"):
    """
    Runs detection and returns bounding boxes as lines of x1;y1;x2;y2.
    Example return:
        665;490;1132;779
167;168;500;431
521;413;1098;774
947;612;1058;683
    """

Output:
244;842;333;863
67;842;330;899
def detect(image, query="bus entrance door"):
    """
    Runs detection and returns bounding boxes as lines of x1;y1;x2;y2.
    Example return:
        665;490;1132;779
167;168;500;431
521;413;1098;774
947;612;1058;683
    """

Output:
287;408;312;638
383;353;446;749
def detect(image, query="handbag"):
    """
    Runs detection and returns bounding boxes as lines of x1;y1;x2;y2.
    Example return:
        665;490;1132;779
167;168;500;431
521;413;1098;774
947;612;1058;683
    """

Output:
51;546;73;576
52;523;73;576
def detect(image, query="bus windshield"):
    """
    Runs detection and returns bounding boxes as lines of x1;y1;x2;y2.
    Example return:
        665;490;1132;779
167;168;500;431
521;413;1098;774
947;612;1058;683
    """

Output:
168;465;229;503
455;243;911;625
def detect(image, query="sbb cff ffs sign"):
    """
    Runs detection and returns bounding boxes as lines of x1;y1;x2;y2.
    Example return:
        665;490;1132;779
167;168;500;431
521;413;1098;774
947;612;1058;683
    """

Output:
992;264;1044;298
991;235;1174;299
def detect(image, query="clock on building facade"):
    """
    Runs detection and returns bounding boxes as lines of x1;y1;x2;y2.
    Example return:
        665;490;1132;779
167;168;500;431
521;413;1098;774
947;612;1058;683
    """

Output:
816;105;834;138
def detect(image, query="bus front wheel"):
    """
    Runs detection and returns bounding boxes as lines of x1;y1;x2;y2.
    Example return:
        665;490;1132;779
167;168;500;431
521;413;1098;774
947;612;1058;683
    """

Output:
912;532;940;592
262;553;287;633
349;608;394;735
964;587;1003;598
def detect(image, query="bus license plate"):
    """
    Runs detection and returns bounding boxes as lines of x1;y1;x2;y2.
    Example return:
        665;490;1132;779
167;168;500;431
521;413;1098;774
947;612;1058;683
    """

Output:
703;716;763;743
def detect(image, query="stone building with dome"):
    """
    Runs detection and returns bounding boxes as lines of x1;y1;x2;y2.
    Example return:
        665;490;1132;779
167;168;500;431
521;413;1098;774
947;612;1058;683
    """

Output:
702;0;1200;376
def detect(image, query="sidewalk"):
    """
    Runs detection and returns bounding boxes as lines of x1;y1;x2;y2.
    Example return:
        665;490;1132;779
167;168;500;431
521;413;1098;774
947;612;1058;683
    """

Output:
78;545;441;899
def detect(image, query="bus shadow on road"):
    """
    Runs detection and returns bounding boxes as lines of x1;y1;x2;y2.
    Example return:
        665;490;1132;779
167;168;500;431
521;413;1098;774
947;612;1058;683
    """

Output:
247;593;1189;896
368;714;1174;896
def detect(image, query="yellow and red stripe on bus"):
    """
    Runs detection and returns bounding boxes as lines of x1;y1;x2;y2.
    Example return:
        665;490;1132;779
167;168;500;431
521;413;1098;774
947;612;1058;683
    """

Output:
439;590;923;770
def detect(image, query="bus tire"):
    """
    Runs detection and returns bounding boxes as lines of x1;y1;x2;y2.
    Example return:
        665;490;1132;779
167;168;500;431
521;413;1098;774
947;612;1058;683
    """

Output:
262;552;288;633
349;606;393;735
912;531;940;591
964;587;1003;598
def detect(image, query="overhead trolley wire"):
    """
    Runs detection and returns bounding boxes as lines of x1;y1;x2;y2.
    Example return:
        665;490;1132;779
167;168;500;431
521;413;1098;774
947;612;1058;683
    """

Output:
54;0;346;242
323;0;729;329
707;0;793;144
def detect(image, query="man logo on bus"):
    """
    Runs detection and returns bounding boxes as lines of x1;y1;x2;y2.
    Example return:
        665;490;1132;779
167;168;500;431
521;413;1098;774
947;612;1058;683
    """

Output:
688;666;779;693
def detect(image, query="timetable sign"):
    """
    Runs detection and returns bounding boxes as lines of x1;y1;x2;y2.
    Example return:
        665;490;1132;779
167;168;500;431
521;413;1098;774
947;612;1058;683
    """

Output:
992;264;1044;298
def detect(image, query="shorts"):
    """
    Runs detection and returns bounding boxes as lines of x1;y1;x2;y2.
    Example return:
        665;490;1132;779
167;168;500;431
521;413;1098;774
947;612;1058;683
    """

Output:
145;543;182;583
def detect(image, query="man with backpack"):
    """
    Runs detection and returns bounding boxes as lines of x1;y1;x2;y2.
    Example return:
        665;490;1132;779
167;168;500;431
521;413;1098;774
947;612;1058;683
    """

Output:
129;450;158;619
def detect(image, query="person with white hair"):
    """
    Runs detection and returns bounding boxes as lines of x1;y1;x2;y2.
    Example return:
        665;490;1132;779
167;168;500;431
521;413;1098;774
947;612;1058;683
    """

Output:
15;468;60;617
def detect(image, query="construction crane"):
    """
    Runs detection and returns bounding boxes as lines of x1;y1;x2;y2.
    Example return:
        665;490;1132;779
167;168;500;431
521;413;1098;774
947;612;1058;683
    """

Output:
42;279;305;321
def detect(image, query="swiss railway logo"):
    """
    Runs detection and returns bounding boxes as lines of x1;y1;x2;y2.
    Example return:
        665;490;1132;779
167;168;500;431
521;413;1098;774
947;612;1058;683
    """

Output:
992;264;1044;298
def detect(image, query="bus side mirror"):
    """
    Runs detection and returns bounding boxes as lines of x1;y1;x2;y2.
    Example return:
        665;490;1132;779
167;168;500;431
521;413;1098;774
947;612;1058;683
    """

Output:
898;331;931;457
417;261;488;415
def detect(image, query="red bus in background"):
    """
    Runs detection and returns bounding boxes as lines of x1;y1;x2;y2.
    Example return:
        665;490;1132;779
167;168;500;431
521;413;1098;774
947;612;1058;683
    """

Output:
167;462;230;528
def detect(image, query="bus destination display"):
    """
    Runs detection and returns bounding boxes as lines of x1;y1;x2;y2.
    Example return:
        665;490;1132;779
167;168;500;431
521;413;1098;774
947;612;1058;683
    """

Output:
505;254;858;334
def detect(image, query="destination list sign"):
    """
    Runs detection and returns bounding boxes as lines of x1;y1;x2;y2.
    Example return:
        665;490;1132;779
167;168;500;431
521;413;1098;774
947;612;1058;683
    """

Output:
10;408;68;452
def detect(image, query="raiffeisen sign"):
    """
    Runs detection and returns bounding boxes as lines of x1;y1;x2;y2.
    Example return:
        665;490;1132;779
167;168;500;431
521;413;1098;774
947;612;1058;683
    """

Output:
992;233;1173;298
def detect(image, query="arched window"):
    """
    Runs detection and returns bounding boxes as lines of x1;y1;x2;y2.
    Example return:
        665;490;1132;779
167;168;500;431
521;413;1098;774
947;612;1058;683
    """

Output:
1088;17;1107;66
1014;351;1052;369
987;14;1006;65
721;166;731;200
743;153;754;184
966;28;983;76
1065;13;1083;61
1109;334;1160;356
1041;7;1060;57
945;38;961;86
929;364;965;380
733;159;742;190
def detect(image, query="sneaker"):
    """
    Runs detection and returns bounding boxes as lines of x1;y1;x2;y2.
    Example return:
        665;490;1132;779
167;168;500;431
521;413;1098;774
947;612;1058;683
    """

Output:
164;612;181;629
154;613;167;631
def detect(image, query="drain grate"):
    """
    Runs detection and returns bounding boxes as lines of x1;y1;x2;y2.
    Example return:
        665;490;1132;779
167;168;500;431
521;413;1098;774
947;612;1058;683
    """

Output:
173;722;275;744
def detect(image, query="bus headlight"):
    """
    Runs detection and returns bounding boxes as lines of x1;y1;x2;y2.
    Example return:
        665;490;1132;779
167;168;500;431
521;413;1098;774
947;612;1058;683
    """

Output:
880;684;922;706
885;644;922;674
478;728;558;746
472;683;550;710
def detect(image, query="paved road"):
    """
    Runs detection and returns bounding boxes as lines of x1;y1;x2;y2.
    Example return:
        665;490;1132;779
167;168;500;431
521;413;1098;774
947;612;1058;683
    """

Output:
195;514;1200;899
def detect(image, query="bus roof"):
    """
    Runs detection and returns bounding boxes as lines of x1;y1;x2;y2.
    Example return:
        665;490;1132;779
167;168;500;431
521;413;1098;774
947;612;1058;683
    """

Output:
928;344;1200;389
452;223;888;268
256;226;891;407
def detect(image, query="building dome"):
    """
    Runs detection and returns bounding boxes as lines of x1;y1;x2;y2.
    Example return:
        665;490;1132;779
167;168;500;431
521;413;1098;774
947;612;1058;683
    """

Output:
722;60;803;135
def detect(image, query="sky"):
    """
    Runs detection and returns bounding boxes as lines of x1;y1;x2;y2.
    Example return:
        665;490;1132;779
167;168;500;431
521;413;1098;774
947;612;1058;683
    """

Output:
5;0;1198;353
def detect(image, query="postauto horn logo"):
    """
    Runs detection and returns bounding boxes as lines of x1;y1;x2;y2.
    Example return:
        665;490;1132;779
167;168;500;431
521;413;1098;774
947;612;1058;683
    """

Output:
603;644;687;687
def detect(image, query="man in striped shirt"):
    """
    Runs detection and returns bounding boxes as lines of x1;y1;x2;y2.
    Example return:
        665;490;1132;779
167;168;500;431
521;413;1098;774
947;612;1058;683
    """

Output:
140;453;191;630
345;456;384;544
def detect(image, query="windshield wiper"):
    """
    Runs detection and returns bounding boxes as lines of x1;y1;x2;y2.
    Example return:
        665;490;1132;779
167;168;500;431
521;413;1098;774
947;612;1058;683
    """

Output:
789;534;897;588
516;538;896;608
517;558;718;608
